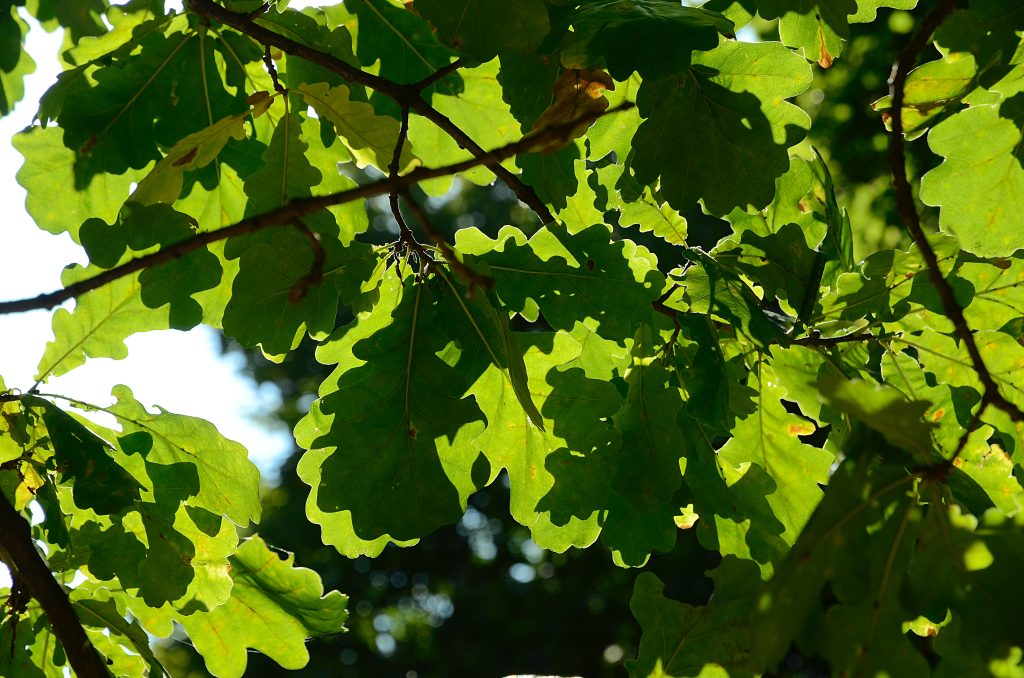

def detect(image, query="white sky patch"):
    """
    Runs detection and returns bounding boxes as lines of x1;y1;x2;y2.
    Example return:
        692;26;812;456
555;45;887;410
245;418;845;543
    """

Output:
0;15;293;483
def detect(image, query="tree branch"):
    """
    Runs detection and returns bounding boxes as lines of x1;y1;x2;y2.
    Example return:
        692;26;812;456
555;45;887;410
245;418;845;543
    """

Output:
790;332;883;348
0;493;109;678
185;0;554;224
412;58;464;92
388;104;435;272
0;103;632;316
887;0;1024;423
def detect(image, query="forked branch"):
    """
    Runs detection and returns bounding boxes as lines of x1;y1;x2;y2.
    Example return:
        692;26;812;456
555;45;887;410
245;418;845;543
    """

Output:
185;0;555;223
887;0;1024;424
0;104;632;316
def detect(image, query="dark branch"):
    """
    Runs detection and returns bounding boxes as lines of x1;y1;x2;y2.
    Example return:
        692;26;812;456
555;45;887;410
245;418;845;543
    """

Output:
790;332;883;348
0;103;632;316
388;104;435;272
412;59;464;92
261;44;284;94
887;0;1024;423
185;0;554;224
0;493;110;678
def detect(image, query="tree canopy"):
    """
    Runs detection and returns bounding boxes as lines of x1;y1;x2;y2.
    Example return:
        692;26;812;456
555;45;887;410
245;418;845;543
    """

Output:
1;0;1023;676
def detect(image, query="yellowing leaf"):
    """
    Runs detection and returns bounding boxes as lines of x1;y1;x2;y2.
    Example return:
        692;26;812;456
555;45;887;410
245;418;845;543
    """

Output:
297;82;417;172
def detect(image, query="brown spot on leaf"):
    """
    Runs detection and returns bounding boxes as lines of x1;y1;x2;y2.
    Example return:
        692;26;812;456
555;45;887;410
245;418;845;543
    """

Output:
788;422;815;436
931;408;944;421
586;258;595;271
172;147;200;167
80;134;98;154
993;258;1012;270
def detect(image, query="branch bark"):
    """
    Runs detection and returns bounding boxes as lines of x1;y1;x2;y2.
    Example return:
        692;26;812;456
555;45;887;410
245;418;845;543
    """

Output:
0;493;109;678
0;103;631;316
185;0;554;224
887;0;1024;423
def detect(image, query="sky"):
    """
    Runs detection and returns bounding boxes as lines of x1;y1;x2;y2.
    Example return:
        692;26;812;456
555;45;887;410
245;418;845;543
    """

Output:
0;8;295;482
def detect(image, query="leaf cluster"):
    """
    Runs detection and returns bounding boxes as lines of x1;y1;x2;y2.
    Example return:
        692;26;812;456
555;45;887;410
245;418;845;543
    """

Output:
0;0;1023;676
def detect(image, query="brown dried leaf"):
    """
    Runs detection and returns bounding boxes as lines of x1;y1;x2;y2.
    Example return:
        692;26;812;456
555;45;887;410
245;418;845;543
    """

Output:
531;68;615;151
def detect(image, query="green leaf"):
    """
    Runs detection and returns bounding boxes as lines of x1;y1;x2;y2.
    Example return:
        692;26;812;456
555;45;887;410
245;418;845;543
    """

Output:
902;329;1024;420
470;326;625;552
407;59;520;192
25;396;142;516
615;184;688;245
222;110;377;355
295;274;487;551
74;502;238;612
457;222;664;342
717;360;833;569
628;558;761;677
872;52;978;137
753;458;917;670
815;234;959;334
257;7;360;90
297;82;417;172
921;102;1024;257
715;222;821;313
129;109;253;207
35;266;171;382
629;40;812;216
413;0;550;61
79;202;223;330
232;108;319;235
223;228;376;355
51;17;256;175
107;385;262;526
562;0;734;80
348;0;460;115
554;157;605;233
818;376;938;463
957;256;1024;332
171;537;348;678
0;4;35;117
601;326;690;565
13;126;143;242
666;255;789;348
758;0;917;68
435;272;544;428
70;583;166;678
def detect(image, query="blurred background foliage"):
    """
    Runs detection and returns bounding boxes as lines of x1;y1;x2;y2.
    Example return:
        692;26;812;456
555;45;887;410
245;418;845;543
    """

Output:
157;5;940;675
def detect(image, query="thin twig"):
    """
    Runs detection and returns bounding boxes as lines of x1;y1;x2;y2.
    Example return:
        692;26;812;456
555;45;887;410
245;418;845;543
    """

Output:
0;493;110;678
412;59;464;92
388;104;434;273
790;332;884;348
0;103;633;316
401;191;493;291
185;0;554;224
262;44;284;94
887;0;1024;423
